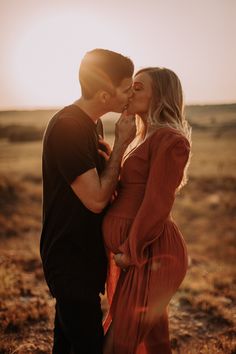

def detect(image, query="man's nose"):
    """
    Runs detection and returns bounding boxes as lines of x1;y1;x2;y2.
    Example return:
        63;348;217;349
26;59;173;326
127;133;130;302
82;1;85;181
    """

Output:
128;90;134;99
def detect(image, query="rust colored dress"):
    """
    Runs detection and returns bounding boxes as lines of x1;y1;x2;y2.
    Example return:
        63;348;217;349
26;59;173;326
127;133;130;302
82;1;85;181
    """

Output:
103;127;190;354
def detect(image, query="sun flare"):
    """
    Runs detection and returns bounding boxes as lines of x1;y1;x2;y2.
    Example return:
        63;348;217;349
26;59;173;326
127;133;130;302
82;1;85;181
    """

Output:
8;10;127;108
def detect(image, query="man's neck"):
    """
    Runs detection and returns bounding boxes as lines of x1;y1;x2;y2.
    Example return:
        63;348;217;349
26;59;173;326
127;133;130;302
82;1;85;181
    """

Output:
74;98;106;123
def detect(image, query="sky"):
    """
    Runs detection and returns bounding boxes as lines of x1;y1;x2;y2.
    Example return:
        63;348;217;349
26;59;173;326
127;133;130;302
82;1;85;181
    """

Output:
0;0;235;109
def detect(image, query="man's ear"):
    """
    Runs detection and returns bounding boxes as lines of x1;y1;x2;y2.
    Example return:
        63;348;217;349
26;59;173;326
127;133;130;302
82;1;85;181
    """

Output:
99;90;111;104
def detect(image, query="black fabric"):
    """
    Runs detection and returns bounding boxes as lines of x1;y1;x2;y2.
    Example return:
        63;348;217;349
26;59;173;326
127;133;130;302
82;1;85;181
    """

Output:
40;104;107;295
52;277;103;354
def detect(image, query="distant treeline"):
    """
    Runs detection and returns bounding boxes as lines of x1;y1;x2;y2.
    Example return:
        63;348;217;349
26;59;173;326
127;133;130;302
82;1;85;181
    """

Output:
0;104;235;142
1;121;235;143
0;124;44;142
1;104;235;116
185;103;236;115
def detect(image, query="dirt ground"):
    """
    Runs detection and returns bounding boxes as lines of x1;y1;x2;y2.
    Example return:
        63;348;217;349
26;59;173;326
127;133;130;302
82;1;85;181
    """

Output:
0;107;236;353
0;176;235;353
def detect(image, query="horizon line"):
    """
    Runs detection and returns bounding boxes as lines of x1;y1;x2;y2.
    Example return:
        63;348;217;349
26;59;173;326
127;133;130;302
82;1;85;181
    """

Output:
0;101;236;112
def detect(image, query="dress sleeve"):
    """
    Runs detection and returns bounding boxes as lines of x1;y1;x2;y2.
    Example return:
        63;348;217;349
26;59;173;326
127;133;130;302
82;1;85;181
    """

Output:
118;133;190;267
50;117;96;184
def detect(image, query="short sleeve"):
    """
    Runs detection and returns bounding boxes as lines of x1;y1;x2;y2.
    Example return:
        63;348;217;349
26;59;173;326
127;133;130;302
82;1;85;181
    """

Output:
119;133;190;267
50;117;96;184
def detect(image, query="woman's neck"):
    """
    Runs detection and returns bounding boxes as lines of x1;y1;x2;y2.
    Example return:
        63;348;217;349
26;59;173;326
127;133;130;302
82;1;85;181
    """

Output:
143;124;159;141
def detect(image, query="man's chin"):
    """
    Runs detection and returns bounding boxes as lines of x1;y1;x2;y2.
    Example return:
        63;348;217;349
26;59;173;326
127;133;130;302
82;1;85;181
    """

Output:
113;106;128;114
127;107;136;115
112;104;135;114
111;109;123;114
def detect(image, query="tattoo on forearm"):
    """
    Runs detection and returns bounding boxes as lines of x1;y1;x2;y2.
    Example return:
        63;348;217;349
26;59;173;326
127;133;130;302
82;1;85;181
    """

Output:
100;144;126;199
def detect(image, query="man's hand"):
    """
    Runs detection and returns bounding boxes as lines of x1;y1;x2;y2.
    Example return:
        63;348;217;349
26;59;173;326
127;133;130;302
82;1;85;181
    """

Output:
114;253;130;270
114;111;136;148
71;112;136;214
98;135;112;161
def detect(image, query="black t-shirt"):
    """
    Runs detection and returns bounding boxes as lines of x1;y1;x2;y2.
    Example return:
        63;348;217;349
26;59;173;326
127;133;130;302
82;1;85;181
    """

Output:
40;104;107;294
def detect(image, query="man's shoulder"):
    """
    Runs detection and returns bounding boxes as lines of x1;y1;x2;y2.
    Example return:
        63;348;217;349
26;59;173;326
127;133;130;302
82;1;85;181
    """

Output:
51;104;82;123
46;105;90;134
58;104;85;119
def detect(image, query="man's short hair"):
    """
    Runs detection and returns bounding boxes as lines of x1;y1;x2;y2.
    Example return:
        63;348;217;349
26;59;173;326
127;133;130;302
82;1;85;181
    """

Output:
79;49;134;99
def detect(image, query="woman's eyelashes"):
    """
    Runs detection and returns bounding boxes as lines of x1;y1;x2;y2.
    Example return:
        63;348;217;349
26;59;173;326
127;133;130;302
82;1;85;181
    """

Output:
133;81;144;91
133;85;142;92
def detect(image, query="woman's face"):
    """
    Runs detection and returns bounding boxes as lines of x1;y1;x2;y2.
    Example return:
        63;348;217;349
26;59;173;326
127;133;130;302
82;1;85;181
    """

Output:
127;72;153;116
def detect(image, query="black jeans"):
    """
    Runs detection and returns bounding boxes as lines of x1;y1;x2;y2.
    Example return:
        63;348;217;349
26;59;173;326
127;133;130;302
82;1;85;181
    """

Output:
50;276;104;354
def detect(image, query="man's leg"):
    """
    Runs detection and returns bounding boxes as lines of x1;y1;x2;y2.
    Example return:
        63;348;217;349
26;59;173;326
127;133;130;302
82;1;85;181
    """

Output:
56;294;104;354
52;303;71;354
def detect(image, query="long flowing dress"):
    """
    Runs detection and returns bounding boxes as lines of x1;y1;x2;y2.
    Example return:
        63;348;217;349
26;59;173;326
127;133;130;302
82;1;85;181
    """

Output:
102;127;191;354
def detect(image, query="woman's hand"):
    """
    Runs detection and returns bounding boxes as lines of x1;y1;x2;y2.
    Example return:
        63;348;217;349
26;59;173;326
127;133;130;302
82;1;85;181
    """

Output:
114;253;130;271
98;135;112;161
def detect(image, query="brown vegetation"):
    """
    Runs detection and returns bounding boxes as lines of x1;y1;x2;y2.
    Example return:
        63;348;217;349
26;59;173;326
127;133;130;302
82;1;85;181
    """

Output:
0;106;235;353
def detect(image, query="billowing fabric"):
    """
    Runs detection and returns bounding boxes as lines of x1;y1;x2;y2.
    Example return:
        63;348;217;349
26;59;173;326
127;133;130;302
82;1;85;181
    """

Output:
103;127;190;354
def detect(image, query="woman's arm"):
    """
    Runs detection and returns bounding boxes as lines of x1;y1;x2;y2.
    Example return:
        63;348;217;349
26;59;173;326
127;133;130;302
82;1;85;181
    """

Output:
117;132;190;268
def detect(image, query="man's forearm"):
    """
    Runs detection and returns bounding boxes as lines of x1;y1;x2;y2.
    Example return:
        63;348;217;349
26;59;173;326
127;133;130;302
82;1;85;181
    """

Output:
71;113;136;214
99;139;127;204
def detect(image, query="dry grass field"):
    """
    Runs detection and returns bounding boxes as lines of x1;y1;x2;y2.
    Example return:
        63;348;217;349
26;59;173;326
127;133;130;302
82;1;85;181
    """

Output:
0;105;235;353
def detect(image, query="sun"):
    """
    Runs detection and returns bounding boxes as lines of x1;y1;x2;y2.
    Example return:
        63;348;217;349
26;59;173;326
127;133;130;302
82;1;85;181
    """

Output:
8;9;128;108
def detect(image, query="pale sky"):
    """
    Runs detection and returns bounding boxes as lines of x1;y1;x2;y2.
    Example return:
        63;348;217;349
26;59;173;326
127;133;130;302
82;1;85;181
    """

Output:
0;0;235;109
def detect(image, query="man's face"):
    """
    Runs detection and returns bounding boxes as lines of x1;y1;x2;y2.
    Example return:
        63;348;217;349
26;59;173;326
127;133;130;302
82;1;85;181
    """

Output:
108;77;133;113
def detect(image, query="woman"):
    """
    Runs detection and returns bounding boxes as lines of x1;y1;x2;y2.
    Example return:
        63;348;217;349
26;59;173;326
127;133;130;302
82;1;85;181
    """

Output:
102;67;191;354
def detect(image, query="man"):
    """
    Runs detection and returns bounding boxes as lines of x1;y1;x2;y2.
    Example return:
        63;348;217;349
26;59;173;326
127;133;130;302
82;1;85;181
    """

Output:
40;49;135;353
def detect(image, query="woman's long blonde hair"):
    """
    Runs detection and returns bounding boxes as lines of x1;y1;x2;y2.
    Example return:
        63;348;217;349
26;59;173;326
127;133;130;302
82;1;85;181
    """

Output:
135;67;191;143
134;67;192;189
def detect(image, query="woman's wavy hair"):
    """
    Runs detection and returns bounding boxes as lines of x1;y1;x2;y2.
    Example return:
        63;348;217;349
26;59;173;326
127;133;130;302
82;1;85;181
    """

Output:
135;67;191;143
135;67;192;189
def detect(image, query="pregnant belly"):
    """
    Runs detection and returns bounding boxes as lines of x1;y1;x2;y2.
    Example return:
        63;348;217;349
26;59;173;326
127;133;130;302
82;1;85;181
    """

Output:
102;184;145;253
102;214;133;254
107;183;146;219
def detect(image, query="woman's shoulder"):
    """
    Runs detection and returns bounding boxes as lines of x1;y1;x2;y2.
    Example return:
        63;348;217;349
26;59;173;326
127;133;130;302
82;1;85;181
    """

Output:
149;127;190;152
150;126;187;140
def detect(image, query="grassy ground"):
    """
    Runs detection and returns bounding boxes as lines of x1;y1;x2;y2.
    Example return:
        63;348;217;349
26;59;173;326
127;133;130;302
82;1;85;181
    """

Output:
0;105;235;353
